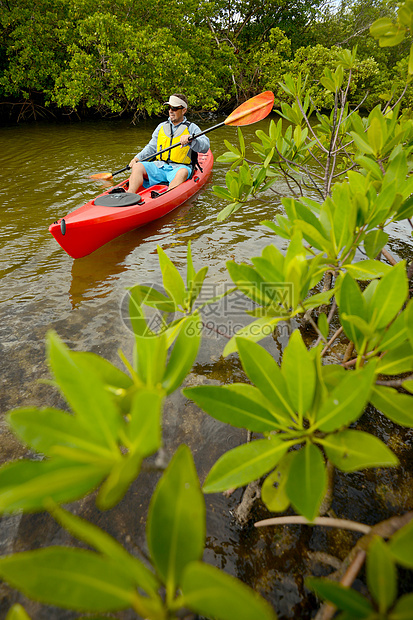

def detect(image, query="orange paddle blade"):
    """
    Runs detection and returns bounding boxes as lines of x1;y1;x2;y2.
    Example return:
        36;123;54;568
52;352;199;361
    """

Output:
89;172;113;180
225;91;274;127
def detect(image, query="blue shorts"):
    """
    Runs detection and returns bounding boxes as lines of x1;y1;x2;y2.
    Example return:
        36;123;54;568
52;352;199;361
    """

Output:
141;162;192;188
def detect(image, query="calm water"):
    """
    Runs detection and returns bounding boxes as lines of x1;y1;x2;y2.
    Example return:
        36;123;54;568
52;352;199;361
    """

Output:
0;116;412;619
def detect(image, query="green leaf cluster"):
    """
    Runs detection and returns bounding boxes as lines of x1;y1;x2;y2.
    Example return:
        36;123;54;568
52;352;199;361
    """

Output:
3;0;412;119
184;333;398;521
0;448;276;620
0;260;277;618
0;262;205;514
222;232;331;354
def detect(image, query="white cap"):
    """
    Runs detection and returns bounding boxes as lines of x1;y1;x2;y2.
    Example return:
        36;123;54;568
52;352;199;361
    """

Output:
164;95;187;108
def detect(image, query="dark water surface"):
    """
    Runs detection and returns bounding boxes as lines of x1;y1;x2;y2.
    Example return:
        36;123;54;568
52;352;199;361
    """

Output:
0;116;412;618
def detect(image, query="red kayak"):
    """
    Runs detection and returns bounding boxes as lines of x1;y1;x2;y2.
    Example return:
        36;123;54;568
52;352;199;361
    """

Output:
50;149;214;259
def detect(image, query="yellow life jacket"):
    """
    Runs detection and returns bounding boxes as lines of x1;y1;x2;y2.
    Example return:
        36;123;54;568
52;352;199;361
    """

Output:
156;121;192;165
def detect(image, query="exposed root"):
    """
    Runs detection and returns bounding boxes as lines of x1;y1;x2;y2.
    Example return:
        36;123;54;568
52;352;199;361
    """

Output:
233;479;261;526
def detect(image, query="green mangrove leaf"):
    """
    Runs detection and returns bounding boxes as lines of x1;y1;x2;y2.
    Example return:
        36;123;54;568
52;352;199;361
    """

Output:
213;185;234;200
340;313;375;339
133;332;168;387
127;284;176;313
281;330;316;417
5;605;31;620
217;202;242;221
47;332;121;452
203;437;289;493
321;364;346;389
96;450;143;510
0;458;108;513
285;443;326;522
376;342;413;375
186;266;208;310
302;289;335;311
127;388;163;456
314;363;376;432
317;313;329;340
262;217;291;239
367;536;397;614
371;387;413;427
379;312;408;352
396;193;413;220
147;445;205;597
48;504;159;596
350;131;375;155
261;451;294;512
356;155;383;180
71;351;133;390
370;17;394;38
337;274;366;348
344;260;392;280
7;408;118;461
181;561;277;620
390;593;413;619
183;384;286;432
157;245;186;308
224;317;283;356
389;517;413;569
367;117;384;157
322;430;398;472
0;548;140;612
369;261;408;329
285;255;307;308
296;221;332;254
226;260;266;304
128;290;156;339
237;126;246;155
236;338;295;423
306;577;373;616
403;380;413;394
162;313;202;394
250;256;283;286
363;230;389;259
331;196;354;258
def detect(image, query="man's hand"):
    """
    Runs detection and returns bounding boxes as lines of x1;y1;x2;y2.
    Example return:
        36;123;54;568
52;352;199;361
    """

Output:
180;135;192;147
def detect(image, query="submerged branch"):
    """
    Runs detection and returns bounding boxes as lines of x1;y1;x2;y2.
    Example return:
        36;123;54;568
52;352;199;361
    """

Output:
382;247;398;266
321;326;343;357
254;516;371;535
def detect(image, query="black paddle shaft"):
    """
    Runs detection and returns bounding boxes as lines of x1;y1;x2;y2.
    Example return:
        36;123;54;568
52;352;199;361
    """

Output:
111;120;226;177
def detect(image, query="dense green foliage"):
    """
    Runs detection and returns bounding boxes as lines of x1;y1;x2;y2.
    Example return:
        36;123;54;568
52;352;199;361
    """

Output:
1;0;412;120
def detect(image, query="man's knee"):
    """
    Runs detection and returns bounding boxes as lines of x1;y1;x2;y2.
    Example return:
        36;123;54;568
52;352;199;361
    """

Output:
175;168;188;183
133;162;147;178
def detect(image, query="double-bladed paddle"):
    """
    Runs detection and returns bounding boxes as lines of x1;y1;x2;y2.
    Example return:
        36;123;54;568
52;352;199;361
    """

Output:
90;91;274;180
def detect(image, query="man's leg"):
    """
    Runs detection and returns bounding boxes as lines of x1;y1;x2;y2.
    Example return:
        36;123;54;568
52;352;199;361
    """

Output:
169;167;189;190
127;162;148;193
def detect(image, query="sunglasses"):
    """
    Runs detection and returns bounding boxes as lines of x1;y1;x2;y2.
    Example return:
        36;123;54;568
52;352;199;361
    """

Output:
169;105;183;111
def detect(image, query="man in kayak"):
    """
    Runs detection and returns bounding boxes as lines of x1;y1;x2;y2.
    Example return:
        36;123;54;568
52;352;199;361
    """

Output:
127;94;210;194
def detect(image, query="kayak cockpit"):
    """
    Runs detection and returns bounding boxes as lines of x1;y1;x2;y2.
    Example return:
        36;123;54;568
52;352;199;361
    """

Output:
94;193;143;207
